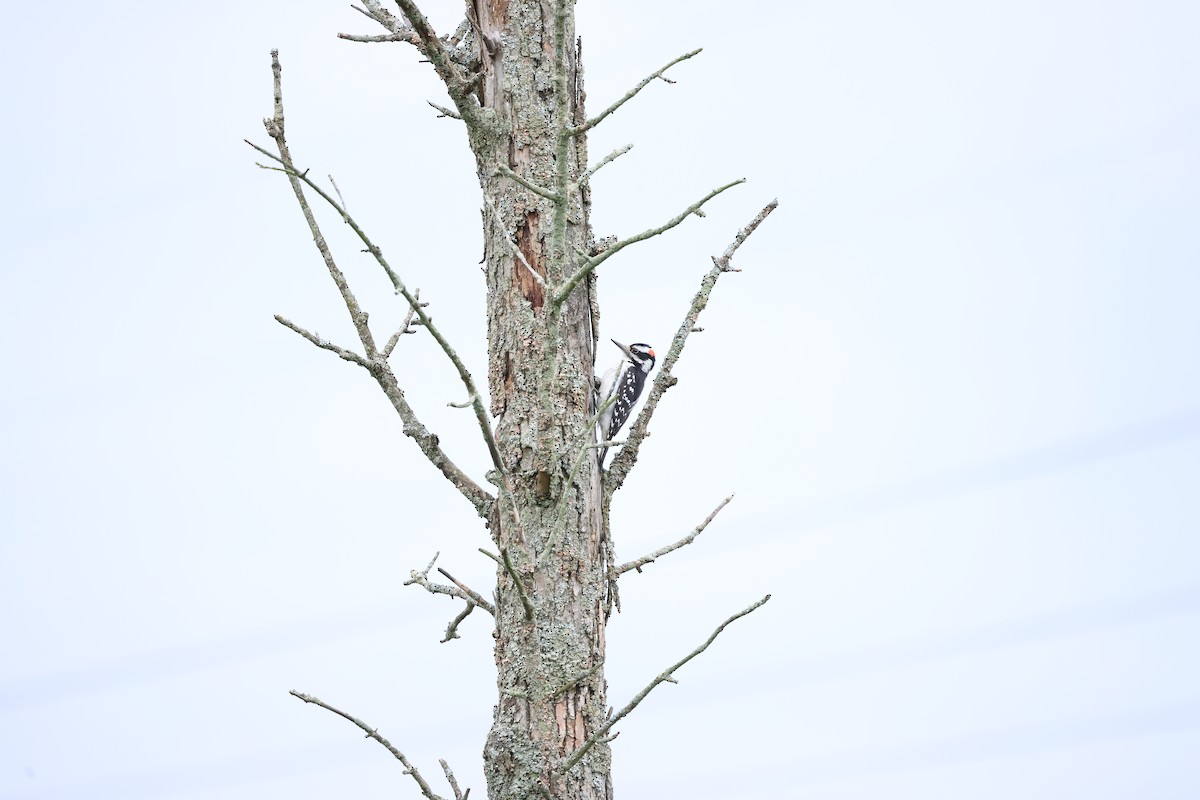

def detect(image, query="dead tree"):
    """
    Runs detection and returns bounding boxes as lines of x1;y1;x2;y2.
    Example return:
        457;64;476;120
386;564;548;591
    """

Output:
249;2;775;798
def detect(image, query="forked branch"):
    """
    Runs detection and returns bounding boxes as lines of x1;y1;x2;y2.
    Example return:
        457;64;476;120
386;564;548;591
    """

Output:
249;136;504;479
606;199;778;494
404;552;497;615
382;288;422;359
274;315;371;369
558;594;771;774
254;51;493;518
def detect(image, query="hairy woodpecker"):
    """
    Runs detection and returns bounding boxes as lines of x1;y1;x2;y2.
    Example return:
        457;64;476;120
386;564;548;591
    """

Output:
594;339;656;465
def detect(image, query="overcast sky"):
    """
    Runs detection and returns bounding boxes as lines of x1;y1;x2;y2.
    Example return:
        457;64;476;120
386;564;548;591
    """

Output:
2;1;1199;798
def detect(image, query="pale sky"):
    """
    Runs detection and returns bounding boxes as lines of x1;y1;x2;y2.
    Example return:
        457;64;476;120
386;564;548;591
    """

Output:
2;1;1199;798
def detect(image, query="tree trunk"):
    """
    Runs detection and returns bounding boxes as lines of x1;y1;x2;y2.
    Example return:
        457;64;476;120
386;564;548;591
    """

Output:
262;3;773;797
467;2;610;799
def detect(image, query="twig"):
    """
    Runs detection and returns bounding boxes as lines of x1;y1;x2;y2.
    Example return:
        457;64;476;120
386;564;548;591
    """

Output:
338;30;421;44
392;0;488;127
439;759;467;800
443;17;471;48
436;567;496;614
289;690;447;800
259;52;377;361
501;548;534;621
617;495;733;574
550;659;605;699
484;196;547;289
328;175;349;216
383;288;421;359
554;179;745;306
441;602;474;643
606;200;777;495
494;164;562;202
558;594;771;774
428;101;463;120
349;0;423;48
274;315;371;368
403;554;496;615
569;49;702;136
356;0;401;27
578;143;633;185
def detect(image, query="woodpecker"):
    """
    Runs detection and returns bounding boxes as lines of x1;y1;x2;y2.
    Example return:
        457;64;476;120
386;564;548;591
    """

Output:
594;339;656;466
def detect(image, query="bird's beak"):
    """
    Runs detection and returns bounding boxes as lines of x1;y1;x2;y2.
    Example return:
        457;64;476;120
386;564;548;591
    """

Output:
611;339;636;359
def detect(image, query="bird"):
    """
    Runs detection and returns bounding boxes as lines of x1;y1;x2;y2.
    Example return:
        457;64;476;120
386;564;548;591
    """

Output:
594;339;656;466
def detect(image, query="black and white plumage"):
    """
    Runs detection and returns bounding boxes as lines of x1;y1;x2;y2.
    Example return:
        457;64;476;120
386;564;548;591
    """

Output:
594;339;656;465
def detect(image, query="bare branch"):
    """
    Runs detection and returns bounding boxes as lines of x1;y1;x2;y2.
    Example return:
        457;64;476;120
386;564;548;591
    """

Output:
501;548;534;621
274;315;371;368
439;758;467;800
554;179;745;306
569;49;702;136
392;0;487;126
403;554;496;615
248;138;505;481
338;30;421;44
578;143;634;186
617;495;733;574
375;359;495;516
444;17;471;48
558;594;771;774
350;0;422;46
606;200;778;494
259;52;377;359
441;602;475;643
494;164;562;202
382;288;421;359
289;690;448;800
484;197;547;289
328;174;349;215
252;53;495;518
428;101;463;120
436;567;496;614
713;199;781;271
550;659;605;699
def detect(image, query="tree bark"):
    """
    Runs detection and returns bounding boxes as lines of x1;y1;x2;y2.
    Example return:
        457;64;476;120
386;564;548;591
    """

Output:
464;2;610;799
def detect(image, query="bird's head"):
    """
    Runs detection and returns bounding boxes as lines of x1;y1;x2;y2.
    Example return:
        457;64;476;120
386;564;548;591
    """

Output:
612;339;656;371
